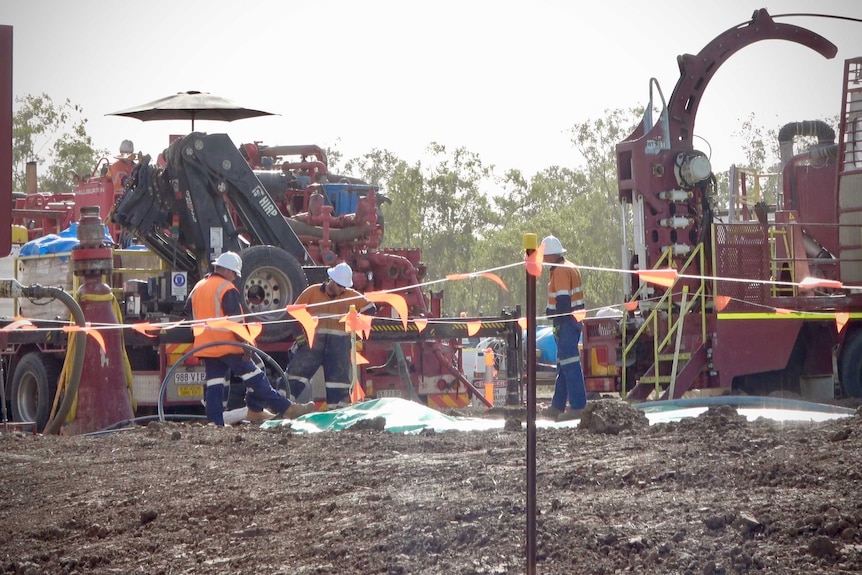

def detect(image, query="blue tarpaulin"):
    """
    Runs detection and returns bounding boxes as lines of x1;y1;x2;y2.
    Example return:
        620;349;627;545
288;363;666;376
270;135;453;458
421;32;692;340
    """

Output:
18;223;115;256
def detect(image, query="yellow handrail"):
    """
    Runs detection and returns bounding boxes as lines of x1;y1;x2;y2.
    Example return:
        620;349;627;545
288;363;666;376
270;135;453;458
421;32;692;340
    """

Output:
620;243;707;399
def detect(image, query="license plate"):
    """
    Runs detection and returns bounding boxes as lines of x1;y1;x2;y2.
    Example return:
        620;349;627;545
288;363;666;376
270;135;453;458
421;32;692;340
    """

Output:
174;370;206;384
376;389;401;398
176;385;203;398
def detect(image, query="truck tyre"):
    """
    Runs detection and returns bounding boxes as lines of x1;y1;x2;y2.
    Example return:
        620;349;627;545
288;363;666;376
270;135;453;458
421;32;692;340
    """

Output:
839;332;862;398
10;352;61;432
238;246;308;343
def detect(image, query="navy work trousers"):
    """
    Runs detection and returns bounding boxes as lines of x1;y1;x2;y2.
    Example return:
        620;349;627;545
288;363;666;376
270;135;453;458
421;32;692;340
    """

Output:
550;319;587;411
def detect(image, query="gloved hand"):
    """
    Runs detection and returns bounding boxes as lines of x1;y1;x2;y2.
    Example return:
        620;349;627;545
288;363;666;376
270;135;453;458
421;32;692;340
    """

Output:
242;349;252;362
295;333;307;348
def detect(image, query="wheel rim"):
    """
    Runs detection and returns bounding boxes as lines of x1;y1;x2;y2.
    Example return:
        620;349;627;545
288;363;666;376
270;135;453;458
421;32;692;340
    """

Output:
16;372;39;422
243;265;296;322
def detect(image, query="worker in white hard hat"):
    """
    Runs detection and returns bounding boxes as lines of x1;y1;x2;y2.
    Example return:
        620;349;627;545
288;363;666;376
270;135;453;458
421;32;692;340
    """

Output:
108;139;137;192
188;251;314;425
541;235;587;421
286;262;377;408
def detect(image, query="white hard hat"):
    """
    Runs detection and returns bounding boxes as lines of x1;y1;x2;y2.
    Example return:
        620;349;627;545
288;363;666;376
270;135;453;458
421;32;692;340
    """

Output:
327;262;353;288
541;235;567;255
213;252;242;277
119;139;134;154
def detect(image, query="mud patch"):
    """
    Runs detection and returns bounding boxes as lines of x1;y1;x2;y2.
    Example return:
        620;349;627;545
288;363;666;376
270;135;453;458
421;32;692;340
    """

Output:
579;399;650;434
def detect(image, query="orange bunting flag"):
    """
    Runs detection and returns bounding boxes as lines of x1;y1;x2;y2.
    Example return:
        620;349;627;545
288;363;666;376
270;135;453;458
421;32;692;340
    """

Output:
414;318;429;333
479;273;508;292
350;381;366;404
366;292;408;330
341;310;373;339
624;301;639;312
87;328;107;354
774;308;792;315
836;312;850;333
340;308;359;331
358;314;373;339
246;322;263;341
636;268;678;288
63;323;106;354
446;272;509;292
131;323;158;338
355;351;370;365
207;319;257;344
518;317;528;330
572;309;587;322
525;243;545;277
799;277;844;290
466;320;482;336
1;317;36;331
714;295;731;312
287;304;319;348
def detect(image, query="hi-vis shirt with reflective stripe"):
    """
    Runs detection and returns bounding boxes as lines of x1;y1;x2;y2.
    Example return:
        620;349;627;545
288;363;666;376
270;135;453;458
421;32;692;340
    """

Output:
295;282;376;336
190;275;246;358
547;259;584;314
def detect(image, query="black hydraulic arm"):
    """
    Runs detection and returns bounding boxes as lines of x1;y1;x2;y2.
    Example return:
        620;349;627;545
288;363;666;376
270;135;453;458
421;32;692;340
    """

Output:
174;133;310;263
113;133;311;281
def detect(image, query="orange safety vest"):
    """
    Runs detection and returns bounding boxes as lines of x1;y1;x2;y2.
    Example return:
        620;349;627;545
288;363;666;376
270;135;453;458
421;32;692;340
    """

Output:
547;258;584;315
190;275;247;357
294;282;375;336
108;159;134;191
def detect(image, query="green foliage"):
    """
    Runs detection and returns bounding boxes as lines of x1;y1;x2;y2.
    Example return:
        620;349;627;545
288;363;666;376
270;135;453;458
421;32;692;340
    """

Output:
346;144;497;315
341;108;643;318
12;93;105;192
563;108;643;308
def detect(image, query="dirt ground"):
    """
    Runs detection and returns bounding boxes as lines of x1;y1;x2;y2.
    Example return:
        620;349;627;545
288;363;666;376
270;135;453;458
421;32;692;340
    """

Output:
1;400;862;575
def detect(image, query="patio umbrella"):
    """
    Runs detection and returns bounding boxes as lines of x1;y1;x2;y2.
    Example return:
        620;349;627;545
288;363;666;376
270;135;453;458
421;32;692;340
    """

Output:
108;90;276;130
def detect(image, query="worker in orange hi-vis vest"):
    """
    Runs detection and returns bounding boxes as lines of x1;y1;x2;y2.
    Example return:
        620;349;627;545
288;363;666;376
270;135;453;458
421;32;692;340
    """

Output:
286;262;377;408
107;140;137;192
189;252;315;425
541;235;586;421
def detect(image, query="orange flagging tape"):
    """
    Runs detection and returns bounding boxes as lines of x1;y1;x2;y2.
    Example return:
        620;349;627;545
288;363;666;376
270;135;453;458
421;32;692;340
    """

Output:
366;292;408;330
286;304;319;348
836;312;850;333
636;268;678;287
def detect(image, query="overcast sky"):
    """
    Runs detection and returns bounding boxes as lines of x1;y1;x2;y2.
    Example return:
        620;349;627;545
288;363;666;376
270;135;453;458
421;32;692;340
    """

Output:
5;1;862;177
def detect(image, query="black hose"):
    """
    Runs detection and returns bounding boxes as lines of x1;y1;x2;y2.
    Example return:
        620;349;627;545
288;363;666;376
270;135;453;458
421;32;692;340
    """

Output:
23;285;88;436
94;413;209;434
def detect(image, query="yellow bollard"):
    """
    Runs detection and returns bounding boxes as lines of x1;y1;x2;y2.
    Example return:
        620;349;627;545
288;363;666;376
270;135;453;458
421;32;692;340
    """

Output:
484;347;495;406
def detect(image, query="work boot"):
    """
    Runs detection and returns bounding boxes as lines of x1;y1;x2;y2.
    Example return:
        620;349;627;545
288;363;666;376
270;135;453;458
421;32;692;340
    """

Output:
245;409;276;423
222;406;248;426
283;401;316;420
540;405;563;420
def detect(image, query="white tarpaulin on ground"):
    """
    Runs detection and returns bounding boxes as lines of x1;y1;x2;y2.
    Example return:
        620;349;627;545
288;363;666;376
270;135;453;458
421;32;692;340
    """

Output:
261;397;855;434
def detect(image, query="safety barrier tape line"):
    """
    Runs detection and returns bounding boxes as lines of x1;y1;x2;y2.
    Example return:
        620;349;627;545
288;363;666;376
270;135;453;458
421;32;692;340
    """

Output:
4;254;858;334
